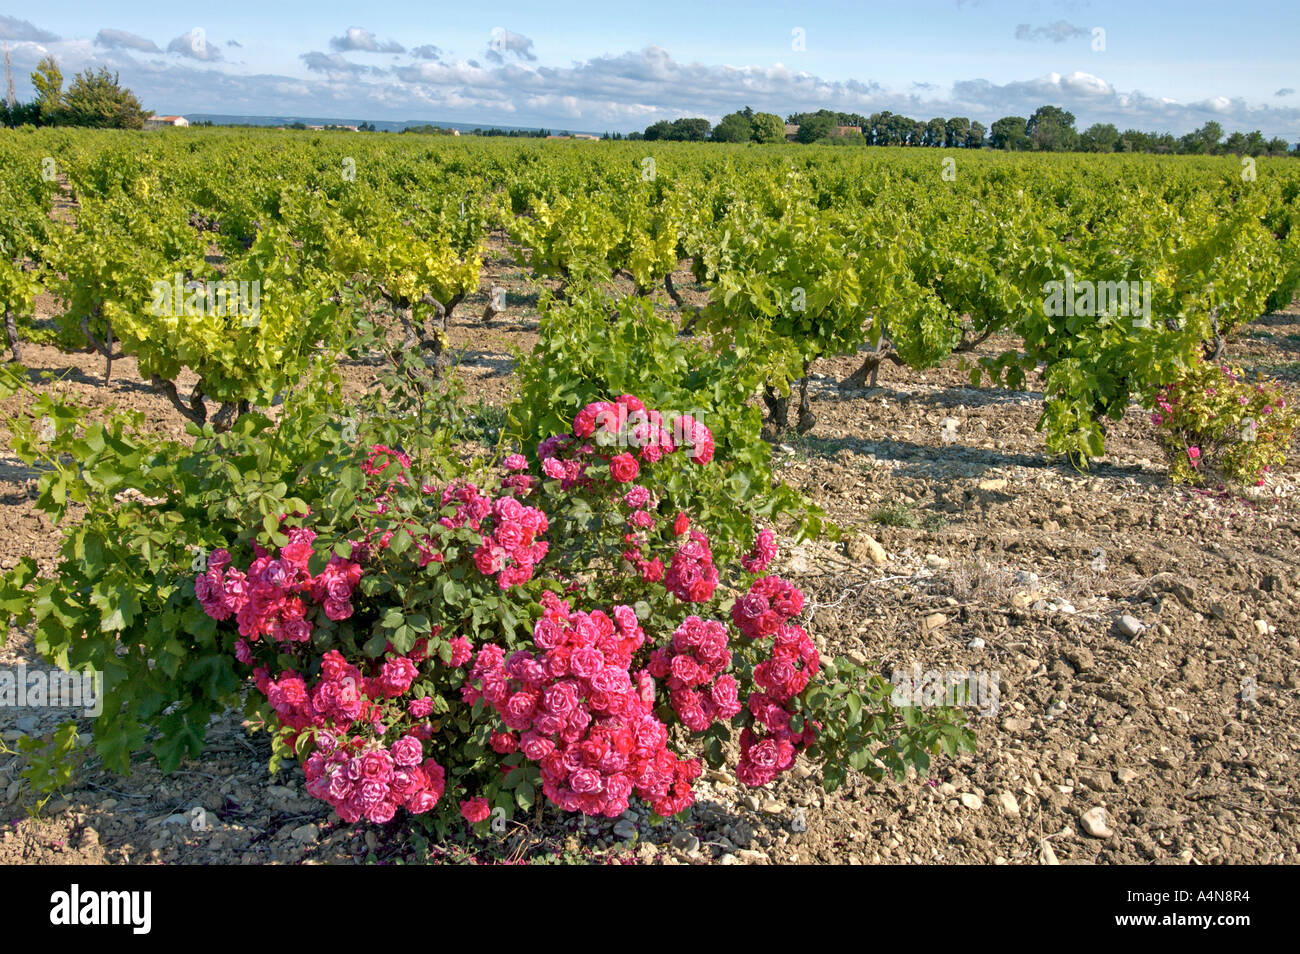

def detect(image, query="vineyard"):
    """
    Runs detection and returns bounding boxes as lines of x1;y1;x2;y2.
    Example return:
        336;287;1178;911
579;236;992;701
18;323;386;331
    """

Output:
1;127;1299;865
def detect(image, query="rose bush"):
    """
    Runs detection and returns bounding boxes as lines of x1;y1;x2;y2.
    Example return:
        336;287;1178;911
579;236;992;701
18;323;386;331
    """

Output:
1150;359;1299;486
192;392;972;831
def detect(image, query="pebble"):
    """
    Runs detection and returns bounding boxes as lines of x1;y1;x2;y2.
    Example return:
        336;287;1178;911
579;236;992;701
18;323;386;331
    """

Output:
1116;768;1139;784
613;820;638;840
925;554;950;570
1116;615;1146;639
1080;807;1114;839
923;613;948;632
959;793;983;811
847;533;889;566
291;824;319;845
671;831;700;853
1039;841;1060;865
997;791;1020;816
967;637;985;650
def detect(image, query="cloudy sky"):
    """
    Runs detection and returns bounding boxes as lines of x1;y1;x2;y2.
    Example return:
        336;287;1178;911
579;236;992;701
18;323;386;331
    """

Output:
2;1;1297;138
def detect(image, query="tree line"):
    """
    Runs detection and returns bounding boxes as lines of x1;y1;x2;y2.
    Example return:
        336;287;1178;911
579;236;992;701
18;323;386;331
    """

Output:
628;105;1298;156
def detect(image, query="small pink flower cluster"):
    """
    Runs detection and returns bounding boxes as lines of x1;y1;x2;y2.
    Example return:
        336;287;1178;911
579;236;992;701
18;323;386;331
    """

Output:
739;622;819;786
195;530;363;643
730;575;804;640
648;616;742;732
618;484;666;583
540;395;715;491
463;591;701;818
249;647;450;823
741;527;778;574
303;732;446;824
664;529;719;603
463;492;549;590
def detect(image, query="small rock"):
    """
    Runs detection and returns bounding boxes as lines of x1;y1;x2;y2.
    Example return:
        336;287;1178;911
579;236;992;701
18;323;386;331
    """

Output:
1080;807;1113;839
735;849;769;865
719;852;740;865
959;793;983;811
162;813;190;827
1116;768;1139;784
612;820;638;841
1042;519;1060;532
671;832;700;853
977;478;1007;492
1039;840;1060;865
997;792;1020;816
925;554;950;570
291;823;319;845
1115;615;1146;639
967;637;985;650
846;533;889;567
923;613;948;632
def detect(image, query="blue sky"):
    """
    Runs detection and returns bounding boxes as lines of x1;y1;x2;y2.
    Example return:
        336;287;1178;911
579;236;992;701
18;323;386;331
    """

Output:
2;2;1297;138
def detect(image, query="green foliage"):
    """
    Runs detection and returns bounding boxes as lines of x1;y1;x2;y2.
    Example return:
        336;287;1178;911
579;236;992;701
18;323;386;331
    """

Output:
57;67;151;130
509;291;832;560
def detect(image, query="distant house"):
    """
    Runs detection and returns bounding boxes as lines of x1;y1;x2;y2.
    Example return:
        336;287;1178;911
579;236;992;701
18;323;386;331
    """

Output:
784;123;800;141
144;115;189;129
833;125;862;137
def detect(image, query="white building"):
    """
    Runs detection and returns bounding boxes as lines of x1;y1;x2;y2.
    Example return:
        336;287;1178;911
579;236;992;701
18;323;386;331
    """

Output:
144;115;189;129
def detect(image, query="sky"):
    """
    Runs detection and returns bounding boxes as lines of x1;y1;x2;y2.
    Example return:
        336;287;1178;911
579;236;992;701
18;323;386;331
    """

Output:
2;1;1297;138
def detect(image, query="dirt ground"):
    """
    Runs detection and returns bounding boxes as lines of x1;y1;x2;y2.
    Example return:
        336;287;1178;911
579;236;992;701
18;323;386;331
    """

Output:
2;237;1298;866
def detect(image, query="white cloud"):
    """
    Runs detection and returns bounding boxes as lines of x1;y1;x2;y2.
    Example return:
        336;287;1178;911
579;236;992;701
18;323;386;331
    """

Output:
330;27;404;54
167;29;222;62
0;15;59;43
95;29;161;54
484;29;536;64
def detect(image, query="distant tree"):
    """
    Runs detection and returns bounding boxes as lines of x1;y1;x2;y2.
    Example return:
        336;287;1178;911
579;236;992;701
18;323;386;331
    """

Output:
60;67;150;129
643;120;673;141
923;117;946;147
1222;131;1248;155
1195;121;1223;153
989;116;1029;150
1079;122;1120;152
944;116;970;148
712;108;755;142
795;112;836;143
752;112;786;143
30;56;63;118
966;120;986;149
670;117;711;141
1025;105;1077;151
1267;136;1290;156
1117;129;1155;152
627;131;644;141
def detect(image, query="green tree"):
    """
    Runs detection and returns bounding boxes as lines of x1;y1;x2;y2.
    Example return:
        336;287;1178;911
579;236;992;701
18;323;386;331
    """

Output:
30;56;63;117
1025;105;1078;151
965;120;986;149
752;112;786;143
989;116;1029;150
60;67;150;129
1079;122;1120;152
944;116;970;148
712;108;755;143
924;117;946;147
795;112;836;143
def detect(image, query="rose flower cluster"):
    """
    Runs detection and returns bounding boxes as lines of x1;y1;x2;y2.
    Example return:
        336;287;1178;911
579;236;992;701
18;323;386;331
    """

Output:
464;591;700;818
648;616;742;732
